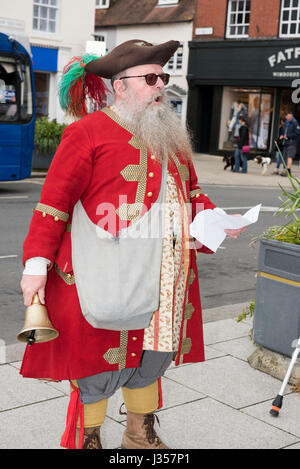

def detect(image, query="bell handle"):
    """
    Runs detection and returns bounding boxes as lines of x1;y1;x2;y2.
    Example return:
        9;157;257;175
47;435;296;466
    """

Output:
31;293;42;306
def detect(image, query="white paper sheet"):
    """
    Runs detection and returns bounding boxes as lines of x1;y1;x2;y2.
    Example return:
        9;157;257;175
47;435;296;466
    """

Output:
190;204;261;253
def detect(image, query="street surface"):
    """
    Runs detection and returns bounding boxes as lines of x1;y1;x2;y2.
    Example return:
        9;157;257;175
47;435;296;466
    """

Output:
198;183;287;311
0;174;288;346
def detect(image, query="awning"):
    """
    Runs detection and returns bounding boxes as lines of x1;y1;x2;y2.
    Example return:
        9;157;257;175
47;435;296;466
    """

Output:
30;45;58;72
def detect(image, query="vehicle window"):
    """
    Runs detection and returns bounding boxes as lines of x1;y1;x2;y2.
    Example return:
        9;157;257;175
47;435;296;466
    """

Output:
0;56;33;123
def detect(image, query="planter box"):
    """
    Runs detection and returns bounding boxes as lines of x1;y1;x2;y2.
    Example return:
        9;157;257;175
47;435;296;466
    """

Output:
253;239;300;357
32;147;55;170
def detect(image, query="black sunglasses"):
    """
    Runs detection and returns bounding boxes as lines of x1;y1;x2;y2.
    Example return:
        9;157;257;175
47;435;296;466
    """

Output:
118;73;170;86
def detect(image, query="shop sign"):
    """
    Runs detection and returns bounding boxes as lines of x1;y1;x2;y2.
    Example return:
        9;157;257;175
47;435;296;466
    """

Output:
268;47;300;78
188;40;300;85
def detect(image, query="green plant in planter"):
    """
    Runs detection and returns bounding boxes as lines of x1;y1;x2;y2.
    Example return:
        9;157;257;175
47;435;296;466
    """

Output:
34;117;67;155
251;144;300;246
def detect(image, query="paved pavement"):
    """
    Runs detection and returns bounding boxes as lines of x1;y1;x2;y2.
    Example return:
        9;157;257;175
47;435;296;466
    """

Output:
1;154;300;450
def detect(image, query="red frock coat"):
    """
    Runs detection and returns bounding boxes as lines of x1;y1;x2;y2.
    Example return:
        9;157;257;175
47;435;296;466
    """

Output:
20;107;216;381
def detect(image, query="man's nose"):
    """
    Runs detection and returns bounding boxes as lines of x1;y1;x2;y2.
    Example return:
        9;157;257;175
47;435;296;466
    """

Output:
155;76;165;89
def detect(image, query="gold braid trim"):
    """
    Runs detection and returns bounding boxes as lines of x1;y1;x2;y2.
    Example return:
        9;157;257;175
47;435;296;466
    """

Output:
54;263;75;285
103;331;128;370
190;188;203;199
34;203;69;223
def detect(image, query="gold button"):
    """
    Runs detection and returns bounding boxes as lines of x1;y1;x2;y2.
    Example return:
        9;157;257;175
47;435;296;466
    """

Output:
54;216;59;222
147;192;153;197
67;273;72;279
42;212;46;218
196;193;200;198
170;210;174;216
132;336;137;341
148;172;154;178
131;352;136;357
150;155;155;160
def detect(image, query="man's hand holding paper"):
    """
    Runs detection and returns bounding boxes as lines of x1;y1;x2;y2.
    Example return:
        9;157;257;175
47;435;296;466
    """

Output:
190;204;261;253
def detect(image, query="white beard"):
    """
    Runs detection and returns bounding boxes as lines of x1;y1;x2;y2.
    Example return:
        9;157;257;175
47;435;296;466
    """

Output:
113;90;193;163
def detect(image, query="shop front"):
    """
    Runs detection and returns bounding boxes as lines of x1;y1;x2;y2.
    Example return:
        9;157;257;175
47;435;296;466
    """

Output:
30;45;58;119
187;39;300;159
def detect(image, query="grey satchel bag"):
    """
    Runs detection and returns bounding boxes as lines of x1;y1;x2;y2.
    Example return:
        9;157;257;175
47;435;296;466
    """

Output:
71;159;167;331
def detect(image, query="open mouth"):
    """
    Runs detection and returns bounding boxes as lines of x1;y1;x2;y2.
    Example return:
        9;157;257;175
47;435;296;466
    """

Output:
154;96;162;103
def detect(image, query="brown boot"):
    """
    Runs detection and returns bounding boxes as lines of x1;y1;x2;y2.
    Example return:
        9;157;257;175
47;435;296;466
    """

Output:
76;426;102;449
122;410;169;449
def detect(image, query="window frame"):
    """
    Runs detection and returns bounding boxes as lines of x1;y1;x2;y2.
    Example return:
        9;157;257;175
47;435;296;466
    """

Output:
166;42;184;74
32;0;59;35
226;0;251;39
158;0;179;6
95;0;110;9
0;55;33;124
279;0;300;38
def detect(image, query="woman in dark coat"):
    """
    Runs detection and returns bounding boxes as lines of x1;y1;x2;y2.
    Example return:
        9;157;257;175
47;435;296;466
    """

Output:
233;116;249;173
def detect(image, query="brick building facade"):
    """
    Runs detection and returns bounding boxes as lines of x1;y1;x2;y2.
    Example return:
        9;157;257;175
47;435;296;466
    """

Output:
187;0;300;158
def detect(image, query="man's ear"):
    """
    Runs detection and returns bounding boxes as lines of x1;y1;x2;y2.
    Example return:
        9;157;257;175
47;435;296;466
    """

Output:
113;79;126;98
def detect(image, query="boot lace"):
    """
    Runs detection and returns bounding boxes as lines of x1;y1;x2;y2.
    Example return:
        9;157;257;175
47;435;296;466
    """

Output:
83;428;102;449
144;413;162;446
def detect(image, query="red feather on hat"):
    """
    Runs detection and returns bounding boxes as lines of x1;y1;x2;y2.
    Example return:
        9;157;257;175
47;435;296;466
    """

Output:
58;54;110;119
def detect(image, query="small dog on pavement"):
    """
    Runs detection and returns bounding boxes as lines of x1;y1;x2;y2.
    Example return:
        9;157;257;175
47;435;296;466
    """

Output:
254;155;272;175
223;154;234;171
223;154;243;171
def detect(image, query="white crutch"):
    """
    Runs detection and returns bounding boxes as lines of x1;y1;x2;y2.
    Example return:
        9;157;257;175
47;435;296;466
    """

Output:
270;338;300;417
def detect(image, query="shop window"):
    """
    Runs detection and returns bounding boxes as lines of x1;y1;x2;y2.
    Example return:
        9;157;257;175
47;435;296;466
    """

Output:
167;43;183;74
280;0;300;37
158;0;179;5
170;100;182;119
95;0;110;8
94;34;106;42
33;0;58;34
34;72;49;118
226;0;251;38
279;88;300;157
218;86;274;152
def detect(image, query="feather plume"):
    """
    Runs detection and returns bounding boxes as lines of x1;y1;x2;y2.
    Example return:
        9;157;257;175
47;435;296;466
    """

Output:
58;54;110;119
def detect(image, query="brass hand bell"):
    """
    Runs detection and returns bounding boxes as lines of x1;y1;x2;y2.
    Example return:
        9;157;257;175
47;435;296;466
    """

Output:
17;293;59;345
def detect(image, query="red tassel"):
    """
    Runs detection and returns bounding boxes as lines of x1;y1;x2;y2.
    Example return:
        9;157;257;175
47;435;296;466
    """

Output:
60;382;84;449
157;377;163;410
68;73;109;119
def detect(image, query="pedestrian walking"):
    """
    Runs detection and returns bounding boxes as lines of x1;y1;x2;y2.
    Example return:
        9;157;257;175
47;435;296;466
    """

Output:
233;116;249;173
280;112;300;177
19;39;246;450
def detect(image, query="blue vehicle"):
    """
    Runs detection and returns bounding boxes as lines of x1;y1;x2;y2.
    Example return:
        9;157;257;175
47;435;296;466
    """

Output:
0;32;35;181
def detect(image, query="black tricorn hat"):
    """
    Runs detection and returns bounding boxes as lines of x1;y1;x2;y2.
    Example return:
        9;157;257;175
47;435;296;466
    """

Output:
84;39;180;78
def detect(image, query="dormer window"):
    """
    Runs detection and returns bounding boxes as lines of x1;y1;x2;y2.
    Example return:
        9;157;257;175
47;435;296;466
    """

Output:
96;0;110;9
167;43;183;73
158;0;179;6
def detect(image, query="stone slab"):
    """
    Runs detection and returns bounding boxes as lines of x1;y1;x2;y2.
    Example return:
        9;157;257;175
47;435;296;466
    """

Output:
157;398;299;449
165;355;286;409
242;393;300;439
0;364;64;411
203;318;250;346
0;396;124;449
210;336;257;362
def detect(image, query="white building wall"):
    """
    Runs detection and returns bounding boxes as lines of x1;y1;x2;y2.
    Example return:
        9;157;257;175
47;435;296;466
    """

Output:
116;23;191;90
1;0;96;123
98;22;193;123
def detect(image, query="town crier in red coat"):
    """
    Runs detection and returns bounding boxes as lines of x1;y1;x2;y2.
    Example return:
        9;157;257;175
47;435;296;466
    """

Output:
20;39;246;449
